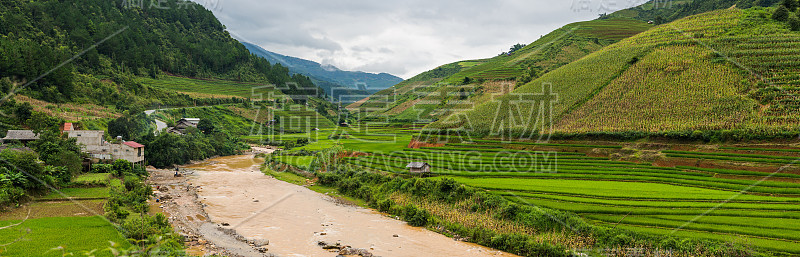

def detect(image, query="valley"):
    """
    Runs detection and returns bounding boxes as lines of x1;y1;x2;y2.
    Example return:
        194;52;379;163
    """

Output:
1;0;800;256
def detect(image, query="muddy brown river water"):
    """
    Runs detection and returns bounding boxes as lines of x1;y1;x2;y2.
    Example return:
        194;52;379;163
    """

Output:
185;155;519;257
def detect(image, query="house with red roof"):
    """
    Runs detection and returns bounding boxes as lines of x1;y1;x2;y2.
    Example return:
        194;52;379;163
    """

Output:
115;141;145;163
62;123;145;164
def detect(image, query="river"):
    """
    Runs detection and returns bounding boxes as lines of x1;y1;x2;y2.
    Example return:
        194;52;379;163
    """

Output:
184;154;518;257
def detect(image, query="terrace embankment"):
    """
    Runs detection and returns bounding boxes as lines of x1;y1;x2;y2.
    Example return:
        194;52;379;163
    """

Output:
153;153;518;256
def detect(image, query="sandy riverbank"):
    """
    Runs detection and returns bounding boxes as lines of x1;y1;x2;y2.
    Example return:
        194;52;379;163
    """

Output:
151;154;518;257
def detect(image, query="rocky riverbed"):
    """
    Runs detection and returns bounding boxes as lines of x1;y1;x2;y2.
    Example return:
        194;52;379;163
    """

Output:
150;154;517;257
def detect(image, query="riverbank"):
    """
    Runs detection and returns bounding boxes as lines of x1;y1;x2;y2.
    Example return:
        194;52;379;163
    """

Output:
152;153;518;257
147;163;270;257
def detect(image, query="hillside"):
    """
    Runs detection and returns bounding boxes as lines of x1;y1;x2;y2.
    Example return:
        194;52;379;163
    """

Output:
609;0;777;24
429;7;800;138
0;0;341;135
242;42;403;99
350;18;652;122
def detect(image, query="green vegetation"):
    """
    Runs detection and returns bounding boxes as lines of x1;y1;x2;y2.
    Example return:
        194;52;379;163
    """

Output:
609;0;773;24
73;173;112;186
137;125;247;168
139;76;285;99
352;17;652;123
0;136;77;206
38;187;110;200
0;0;317;102
269;127;800;256
431;8;800;138
103;165;184;255
0;216;130;256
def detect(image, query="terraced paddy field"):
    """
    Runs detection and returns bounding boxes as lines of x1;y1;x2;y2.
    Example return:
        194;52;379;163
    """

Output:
330;138;800;255
139;76;285;99
249;125;415;153
0;174;128;256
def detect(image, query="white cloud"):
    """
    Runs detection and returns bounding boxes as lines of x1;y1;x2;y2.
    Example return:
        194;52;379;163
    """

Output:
202;0;643;79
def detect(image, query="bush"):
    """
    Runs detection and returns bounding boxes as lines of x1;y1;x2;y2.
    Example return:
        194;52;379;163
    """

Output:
773;5;790;21
121;214;160;240
790;14;800;31
403;205;429;227
112;159;133;177
91;164;113;174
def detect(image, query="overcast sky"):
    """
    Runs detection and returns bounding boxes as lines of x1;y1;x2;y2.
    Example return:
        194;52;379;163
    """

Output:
200;0;647;79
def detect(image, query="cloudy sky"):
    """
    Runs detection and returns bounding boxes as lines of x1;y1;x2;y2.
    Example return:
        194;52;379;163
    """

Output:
201;0;647;79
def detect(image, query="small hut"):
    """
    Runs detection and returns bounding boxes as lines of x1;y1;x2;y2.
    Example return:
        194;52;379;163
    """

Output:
175;118;200;130
406;162;431;174
2;130;40;145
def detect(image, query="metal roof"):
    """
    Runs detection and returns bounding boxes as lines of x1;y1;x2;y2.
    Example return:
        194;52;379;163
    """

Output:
2;130;40;141
180;118;201;124
406;162;429;168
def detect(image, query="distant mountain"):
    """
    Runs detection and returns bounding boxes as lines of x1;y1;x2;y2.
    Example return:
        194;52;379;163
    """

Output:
241;42;403;101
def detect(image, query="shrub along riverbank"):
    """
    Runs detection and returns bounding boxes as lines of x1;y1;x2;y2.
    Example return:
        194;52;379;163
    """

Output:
311;169;754;257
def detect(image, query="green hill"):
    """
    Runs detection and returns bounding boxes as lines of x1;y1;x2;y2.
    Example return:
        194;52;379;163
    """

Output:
429;7;800;139
350;18;652;123
0;0;340;134
353;0;782;126
609;0;777;24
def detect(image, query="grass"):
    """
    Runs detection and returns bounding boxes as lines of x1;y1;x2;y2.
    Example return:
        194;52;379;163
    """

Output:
72;173;112;186
38;187;110;200
0;216;129;256
274;156;315;170
262;166;310;185
0;200;106;221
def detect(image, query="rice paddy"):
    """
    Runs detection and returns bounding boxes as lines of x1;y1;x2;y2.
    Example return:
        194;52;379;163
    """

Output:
302;133;800;255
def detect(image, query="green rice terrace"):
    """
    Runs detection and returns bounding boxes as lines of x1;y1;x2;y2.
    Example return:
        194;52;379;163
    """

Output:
0;173;129;256
267;125;800;256
349;17;652;122
431;8;800;135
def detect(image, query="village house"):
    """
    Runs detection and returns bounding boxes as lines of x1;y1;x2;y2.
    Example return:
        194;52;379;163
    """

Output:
167;118;201;135
406;162;431;174
1;130;40;145
1;124;145;164
65;130;106;152
66;129;145;164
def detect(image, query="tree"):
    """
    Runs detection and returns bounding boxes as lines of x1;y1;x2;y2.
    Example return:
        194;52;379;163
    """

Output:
30;130;82;178
0;149;45;190
782;0;798;11
509;43;527;53
654;15;665;25
196;119;216;134
756;0;780;7
774;5;791;22
790;14;800;31
108;113;151;141
13;102;32;122
26;112;61;134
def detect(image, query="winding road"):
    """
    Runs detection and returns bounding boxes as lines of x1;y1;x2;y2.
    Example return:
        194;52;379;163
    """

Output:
144;110;168;133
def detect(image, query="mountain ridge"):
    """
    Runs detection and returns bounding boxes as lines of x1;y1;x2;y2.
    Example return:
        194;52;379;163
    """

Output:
241;42;403;99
